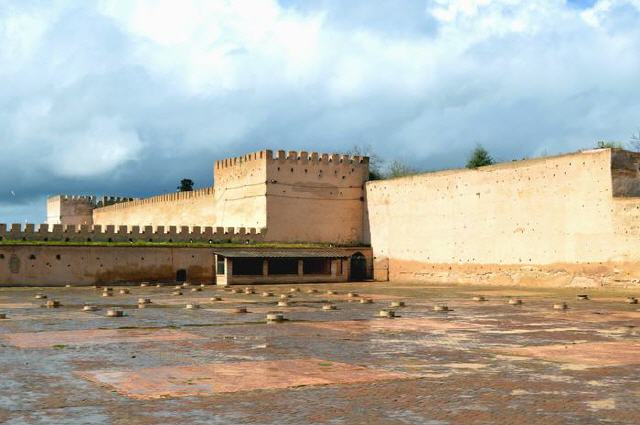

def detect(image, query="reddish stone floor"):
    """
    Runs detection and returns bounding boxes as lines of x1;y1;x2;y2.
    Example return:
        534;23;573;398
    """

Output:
0;282;639;424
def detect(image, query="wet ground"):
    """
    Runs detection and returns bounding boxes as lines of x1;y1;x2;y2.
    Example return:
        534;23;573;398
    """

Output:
1;281;639;424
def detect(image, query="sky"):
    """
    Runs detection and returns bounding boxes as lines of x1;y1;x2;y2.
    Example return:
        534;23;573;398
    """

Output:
1;0;640;223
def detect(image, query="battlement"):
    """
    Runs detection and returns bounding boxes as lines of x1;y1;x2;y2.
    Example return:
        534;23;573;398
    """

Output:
93;187;214;213
48;194;134;207
214;149;369;170
0;223;265;244
269;150;369;165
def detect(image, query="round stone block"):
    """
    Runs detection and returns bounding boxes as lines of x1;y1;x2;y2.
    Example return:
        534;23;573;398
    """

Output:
82;305;98;312
553;302;568;310
508;298;523;305
138;298;151;305
625;297;638;304
347;292;359;298
266;312;285;323
307;289;318;294
210;297;222;302
433;304;450;312
191;287;202;292
322;303;337;310
390;301;405;308
119;289;130;295
34;293;47;299
360;298;373;304
576;294;589;301
233;307;248;314
185;303;200;309
378;309;395;318
262;291;274;297
277;300;289;307
102;292;113;297
140;282;149;287
171;290;183;296
106;308;123;317
473;296;486;302
290;287;300;293
45;300;61;308
326;290;337;295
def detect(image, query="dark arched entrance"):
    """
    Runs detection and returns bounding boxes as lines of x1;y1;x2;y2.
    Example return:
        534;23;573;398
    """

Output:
350;252;367;281
176;269;187;282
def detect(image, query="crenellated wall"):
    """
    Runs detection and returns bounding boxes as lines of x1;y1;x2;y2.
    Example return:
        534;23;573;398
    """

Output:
264;150;369;243
92;187;217;228
47;195;133;226
0;223;265;244
89;149;370;243
365;148;640;287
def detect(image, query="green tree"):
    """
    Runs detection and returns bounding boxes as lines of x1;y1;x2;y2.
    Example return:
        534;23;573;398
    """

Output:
177;178;194;192
386;159;416;178
596;140;625;149
466;145;494;169
348;144;384;180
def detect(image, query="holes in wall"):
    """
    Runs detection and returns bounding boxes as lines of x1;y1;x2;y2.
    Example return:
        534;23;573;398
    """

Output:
29;254;36;260
64;238;70;242
108;238;113;243
56;254;61;260
0;254;4;259
87;238;92;242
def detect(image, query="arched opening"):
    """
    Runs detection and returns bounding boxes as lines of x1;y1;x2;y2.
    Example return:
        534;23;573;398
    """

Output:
176;269;187;282
350;252;367;281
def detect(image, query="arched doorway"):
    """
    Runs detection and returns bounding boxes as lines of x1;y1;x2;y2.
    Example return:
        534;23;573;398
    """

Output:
176;269;187;282
350;252;367;281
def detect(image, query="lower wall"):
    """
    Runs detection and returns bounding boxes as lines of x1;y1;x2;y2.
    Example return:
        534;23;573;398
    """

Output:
0;245;215;286
386;259;640;288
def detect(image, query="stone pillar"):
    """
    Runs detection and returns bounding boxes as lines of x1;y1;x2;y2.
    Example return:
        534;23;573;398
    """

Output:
226;258;233;285
331;259;337;277
298;260;304;277
263;259;269;277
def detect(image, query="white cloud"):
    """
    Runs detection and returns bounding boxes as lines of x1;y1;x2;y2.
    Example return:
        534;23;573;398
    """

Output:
1;0;640;222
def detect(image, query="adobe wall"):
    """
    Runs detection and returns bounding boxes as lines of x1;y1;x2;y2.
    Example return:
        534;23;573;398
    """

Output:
47;196;95;226
0;223;264;243
0;245;215;286
92;188;218;227
92;151;270;230
89;149;369;244
365;148;640;287
265;150;369;243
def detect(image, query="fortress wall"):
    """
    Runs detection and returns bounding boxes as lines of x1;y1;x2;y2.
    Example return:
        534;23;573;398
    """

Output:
92;187;217;227
0;223;265;243
213;150;269;229
264;150;369;243
0;245;215;286
47;195;95;226
365;149;640;286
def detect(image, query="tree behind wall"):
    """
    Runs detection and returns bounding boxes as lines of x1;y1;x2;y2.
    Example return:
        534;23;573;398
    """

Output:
177;179;194;192
466;145;494;169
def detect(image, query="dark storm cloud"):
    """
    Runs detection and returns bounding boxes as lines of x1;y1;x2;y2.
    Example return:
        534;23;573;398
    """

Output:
1;0;640;222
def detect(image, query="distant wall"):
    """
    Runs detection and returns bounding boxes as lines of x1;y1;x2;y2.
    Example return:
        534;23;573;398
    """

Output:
265;150;369;244
365;149;640;287
0;245;215;286
47;196;94;226
93;188;218;228
89;149;370;244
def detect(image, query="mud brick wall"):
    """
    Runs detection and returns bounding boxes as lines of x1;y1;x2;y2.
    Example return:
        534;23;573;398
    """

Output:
365;148;640;287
